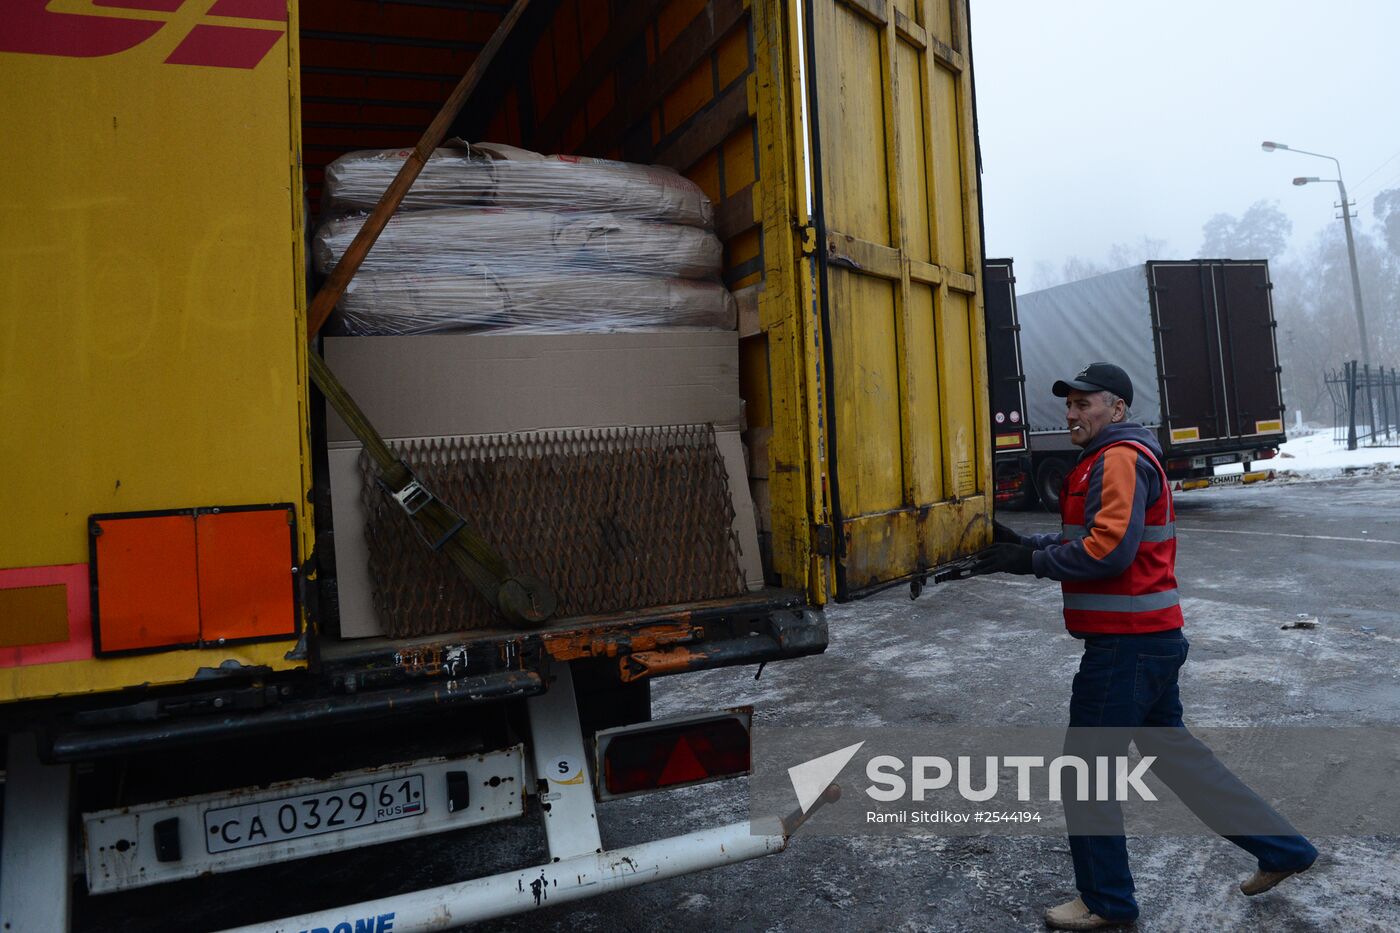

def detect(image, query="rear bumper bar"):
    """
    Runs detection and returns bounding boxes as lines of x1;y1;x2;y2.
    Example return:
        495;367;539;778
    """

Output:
218;820;788;933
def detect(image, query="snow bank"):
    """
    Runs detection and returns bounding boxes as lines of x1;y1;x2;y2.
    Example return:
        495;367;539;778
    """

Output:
1216;427;1400;480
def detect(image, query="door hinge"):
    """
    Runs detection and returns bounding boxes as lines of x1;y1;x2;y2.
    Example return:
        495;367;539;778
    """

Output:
800;224;817;256
812;523;835;557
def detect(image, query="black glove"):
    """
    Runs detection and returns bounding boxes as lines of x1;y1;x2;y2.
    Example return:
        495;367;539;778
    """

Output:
992;520;1022;544
971;543;1035;576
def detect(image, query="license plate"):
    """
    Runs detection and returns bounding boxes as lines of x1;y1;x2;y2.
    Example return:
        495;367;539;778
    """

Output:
205;774;425;853
1210;454;1236;465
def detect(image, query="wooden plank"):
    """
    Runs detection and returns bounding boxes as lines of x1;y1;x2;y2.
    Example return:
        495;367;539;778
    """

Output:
878;4;919;507
947;270;977;294
308;0;533;337
582;0;746;155
757;0;823;599
893;9;926;49
838;0;889;26
530;0;668;151
928;33;965;72
824;230;902;282
654;79;750;172
715;184;756;241
952;0;990;498
909;259;943;286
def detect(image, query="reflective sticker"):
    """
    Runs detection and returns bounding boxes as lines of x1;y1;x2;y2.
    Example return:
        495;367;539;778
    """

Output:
550;757;586;785
0;564;94;667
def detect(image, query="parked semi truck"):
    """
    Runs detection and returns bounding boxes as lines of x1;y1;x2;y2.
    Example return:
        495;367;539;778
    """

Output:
0;1;991;929
997;260;1286;510
983;259;1031;507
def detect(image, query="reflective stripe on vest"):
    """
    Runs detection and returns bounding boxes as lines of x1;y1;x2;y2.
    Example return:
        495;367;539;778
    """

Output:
1062;522;1176;542
1062;588;1181;613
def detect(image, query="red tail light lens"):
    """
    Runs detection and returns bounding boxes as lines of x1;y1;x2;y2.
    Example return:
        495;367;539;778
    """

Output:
598;713;751;799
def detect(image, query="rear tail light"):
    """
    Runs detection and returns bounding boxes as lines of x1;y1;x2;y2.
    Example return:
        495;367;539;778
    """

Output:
595;709;751;800
1166;459;1192;473
1256;448;1277;460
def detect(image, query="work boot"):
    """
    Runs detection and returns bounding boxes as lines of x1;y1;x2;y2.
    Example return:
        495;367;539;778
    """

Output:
1043;897;1133;930
1239;860;1313;896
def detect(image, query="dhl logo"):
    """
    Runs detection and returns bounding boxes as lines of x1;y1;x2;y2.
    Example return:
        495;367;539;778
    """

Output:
2;0;287;70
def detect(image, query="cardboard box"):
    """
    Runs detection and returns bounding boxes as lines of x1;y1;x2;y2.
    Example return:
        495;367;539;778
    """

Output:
322;331;761;638
324;331;742;441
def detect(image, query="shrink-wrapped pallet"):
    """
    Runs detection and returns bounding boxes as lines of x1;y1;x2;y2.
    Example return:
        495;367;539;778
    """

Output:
318;141;733;336
314;208;722;281
339;270;737;336
323;143;713;228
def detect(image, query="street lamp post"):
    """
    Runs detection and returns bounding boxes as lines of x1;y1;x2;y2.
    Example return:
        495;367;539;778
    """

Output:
1262;141;1371;368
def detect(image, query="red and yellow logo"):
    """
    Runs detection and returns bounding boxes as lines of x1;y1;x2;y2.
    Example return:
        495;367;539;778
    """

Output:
2;0;287;69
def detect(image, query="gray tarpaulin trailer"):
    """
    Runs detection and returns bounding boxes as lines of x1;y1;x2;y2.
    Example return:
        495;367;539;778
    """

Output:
1004;260;1287;510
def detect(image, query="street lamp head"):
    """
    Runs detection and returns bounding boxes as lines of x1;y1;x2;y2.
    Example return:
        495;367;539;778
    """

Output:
1261;140;1289;152
1293;176;1317;186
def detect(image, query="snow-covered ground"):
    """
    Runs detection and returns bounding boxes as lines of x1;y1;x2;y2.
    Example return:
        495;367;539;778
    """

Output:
1217;427;1400;480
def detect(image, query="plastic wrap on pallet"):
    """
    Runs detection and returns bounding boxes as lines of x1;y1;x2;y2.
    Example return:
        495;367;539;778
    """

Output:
314;208;723;281
337;270;737;336
322;144;714;228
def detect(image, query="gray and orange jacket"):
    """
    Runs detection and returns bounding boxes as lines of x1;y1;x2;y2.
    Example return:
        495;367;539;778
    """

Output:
1020;422;1184;634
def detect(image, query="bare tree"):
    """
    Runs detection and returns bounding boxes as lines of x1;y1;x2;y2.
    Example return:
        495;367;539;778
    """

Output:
1198;200;1292;261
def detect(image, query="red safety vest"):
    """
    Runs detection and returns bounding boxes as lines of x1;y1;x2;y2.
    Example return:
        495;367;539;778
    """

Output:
1059;440;1184;634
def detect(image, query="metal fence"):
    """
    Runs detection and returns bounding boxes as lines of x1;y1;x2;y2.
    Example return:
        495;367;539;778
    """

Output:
1325;361;1400;449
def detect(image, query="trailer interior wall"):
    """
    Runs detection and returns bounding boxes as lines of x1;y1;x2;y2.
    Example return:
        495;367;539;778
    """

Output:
1016;265;1162;432
297;0;992;604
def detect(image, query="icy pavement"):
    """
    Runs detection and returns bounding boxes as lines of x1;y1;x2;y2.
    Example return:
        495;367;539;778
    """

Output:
501;473;1400;933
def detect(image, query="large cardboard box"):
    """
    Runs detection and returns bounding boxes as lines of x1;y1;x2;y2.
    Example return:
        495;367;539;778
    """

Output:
325;331;743;440
323;332;762;638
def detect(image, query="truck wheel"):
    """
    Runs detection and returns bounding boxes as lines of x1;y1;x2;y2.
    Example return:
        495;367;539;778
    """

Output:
1036;458;1070;512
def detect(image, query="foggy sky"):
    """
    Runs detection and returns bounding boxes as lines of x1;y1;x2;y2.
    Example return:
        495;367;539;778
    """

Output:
972;0;1400;288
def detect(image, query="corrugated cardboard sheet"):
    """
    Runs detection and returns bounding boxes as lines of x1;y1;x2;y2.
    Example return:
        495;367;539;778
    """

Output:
324;332;761;638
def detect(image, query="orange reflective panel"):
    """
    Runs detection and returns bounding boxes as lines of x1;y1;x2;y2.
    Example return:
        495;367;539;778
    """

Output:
196;508;296;643
92;514;200;653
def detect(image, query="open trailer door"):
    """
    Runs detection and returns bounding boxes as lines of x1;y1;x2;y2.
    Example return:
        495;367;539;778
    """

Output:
796;0;991;599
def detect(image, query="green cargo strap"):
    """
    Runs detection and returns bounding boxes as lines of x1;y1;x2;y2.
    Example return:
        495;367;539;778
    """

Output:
308;351;556;628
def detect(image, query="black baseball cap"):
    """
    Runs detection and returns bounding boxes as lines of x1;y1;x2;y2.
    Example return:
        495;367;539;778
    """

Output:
1052;362;1133;407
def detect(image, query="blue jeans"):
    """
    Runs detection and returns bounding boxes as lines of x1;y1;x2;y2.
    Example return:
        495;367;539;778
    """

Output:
1064;630;1317;921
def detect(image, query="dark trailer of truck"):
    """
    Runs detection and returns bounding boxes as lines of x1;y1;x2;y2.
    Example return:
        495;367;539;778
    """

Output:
1009;259;1287;509
983;259;1033;508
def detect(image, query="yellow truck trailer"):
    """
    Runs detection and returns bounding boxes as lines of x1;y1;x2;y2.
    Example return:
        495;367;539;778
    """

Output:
0;1;991;928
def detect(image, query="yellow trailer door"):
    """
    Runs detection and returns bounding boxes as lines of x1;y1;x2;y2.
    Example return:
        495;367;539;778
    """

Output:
798;0;991;597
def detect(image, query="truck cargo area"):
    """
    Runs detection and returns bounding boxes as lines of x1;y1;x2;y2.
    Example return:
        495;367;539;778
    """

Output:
1;0;988;927
999;259;1287;509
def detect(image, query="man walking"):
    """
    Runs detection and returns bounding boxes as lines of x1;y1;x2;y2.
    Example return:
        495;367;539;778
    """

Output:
972;362;1317;930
